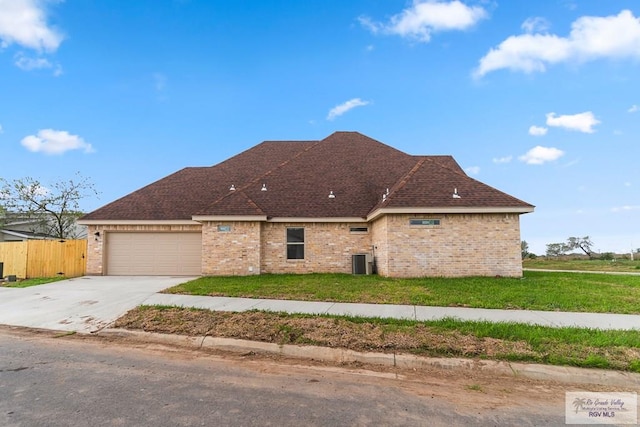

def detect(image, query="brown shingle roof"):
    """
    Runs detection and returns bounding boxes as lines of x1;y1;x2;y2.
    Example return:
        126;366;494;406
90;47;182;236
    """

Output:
81;132;533;221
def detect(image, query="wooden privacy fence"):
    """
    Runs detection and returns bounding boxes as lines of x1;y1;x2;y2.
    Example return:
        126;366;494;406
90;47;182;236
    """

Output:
0;239;87;279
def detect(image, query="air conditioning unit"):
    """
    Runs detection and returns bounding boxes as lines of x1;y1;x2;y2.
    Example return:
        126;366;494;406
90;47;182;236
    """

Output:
352;254;373;275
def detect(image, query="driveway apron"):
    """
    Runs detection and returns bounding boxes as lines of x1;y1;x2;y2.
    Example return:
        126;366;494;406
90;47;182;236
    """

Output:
0;276;194;333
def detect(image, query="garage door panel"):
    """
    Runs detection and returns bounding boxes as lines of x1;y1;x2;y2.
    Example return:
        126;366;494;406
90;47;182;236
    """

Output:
106;232;202;275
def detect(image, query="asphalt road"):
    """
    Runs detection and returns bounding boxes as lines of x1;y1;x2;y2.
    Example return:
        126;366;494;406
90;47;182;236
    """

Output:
0;327;568;426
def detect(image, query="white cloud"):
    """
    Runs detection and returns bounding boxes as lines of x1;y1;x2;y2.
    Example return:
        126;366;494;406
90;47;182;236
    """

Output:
628;104;639;113
611;205;640;213
14;51;62;75
528;125;548;136
0;0;63;52
521;17;550;34
0;124;3;133
492;155;512;164
464;166;480;175
327;98;370;120
546;111;600;133
474;10;640;78
519;146;564;165
21;129;94;155
359;0;488;43
624;182;631;187
14;53;51;69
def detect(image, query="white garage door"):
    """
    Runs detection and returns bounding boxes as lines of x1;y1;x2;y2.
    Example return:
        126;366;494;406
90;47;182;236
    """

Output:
106;232;202;275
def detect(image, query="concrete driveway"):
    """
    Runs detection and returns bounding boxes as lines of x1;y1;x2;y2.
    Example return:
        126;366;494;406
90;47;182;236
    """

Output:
0;276;194;334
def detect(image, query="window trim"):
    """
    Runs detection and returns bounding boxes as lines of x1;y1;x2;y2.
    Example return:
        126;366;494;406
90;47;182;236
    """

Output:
286;227;305;260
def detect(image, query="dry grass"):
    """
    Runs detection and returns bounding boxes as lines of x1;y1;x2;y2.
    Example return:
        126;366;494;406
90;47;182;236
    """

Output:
115;306;640;372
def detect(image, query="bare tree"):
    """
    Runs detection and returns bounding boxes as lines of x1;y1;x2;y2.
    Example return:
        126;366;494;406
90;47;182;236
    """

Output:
0;173;98;239
566;236;595;258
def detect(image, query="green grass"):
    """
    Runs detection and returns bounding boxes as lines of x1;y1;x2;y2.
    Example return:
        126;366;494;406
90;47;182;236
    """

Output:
165;271;640;314
406;317;640;371
524;257;640;272
123;306;640;372
4;276;69;288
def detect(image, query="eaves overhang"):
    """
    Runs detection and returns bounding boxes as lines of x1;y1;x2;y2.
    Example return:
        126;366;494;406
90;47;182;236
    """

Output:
267;217;367;223
191;215;268;222
367;206;535;221
77;219;200;226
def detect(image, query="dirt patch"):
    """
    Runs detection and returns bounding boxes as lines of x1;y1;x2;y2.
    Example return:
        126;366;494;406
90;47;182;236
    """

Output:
114;307;640;372
115;308;535;357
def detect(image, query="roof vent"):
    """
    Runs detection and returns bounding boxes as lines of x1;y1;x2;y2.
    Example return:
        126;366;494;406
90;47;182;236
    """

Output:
328;191;335;199
229;184;236;191
261;183;267;191
452;188;461;199
382;187;390;202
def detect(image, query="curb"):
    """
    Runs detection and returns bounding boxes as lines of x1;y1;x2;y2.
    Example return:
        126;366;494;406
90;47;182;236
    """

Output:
99;328;640;389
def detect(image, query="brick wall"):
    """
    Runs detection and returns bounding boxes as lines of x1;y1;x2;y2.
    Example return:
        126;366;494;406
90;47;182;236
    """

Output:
201;222;261;275
85;224;202;275
261;222;372;274
86;213;523;278
379;213;522;277
371;216;389;276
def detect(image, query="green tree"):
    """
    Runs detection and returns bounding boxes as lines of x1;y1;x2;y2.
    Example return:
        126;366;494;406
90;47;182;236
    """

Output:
546;242;570;257
0;173;98;239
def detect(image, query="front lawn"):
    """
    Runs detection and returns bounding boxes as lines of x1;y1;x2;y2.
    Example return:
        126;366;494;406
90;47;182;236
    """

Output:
524;257;640;272
164;271;640;314
2;276;68;288
116;306;640;372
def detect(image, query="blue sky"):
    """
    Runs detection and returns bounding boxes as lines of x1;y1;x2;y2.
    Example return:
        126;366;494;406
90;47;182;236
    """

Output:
1;0;639;255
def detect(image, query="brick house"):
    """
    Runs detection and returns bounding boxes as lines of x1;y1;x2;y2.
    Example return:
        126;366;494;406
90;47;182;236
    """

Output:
79;132;534;277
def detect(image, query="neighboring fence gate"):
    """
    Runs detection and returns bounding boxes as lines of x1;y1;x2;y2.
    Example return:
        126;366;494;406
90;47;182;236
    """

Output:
0;239;87;279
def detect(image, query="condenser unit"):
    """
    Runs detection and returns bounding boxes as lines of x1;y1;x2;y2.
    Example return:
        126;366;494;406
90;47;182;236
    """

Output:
352;254;373;275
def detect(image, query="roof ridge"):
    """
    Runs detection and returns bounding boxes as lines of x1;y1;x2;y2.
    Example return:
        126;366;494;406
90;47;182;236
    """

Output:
389;158;427;198
202;140;321;214
367;158;426;214
243;190;267;216
420;155;469;178
420;156;532;206
233;139;321;193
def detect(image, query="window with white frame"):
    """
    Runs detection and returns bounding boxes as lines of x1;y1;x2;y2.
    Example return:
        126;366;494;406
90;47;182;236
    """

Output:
286;227;304;259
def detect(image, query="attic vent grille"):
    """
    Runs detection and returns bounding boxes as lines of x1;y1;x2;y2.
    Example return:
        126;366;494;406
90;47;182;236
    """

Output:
349;227;368;233
409;219;440;226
